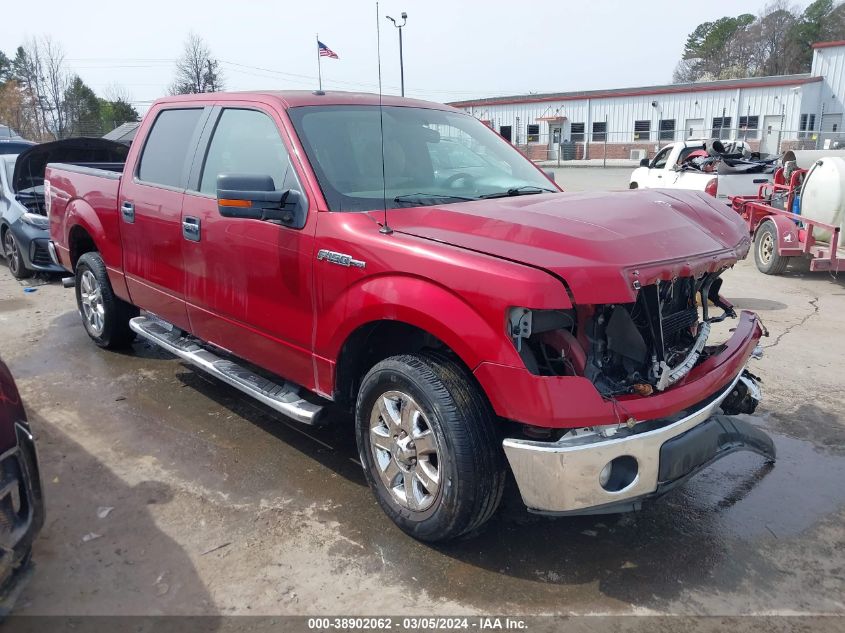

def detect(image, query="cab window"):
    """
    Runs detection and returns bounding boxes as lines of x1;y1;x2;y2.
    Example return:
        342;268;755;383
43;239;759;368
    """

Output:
199;108;298;196
651;146;672;169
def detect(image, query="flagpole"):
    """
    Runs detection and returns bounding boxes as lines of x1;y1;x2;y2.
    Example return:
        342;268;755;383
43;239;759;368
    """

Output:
316;34;323;92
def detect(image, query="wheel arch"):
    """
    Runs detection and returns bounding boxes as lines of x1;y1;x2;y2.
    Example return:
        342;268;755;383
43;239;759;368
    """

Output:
753;215;799;251
334;319;480;408
68;223;98;270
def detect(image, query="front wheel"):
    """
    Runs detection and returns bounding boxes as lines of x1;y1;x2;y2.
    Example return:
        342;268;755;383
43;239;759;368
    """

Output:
75;252;138;348
754;222;791;275
4;229;33;279
355;353;505;542
629;182;639;189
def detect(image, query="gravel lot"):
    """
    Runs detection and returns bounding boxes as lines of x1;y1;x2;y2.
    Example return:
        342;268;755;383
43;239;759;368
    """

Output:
1;167;843;625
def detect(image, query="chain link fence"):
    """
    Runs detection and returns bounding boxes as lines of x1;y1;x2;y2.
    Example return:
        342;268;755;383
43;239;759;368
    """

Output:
510;128;845;166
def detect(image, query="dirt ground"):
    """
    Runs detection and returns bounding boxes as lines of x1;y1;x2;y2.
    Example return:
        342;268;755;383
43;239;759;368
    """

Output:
0;170;843;621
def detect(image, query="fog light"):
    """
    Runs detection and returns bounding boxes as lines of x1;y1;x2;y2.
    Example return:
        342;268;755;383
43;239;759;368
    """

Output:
599;462;612;488
599;455;639;492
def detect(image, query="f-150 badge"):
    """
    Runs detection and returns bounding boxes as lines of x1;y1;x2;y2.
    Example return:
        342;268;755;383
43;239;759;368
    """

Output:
317;249;366;268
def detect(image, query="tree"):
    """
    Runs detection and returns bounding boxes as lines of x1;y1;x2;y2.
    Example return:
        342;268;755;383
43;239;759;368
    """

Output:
169;33;223;95
63;75;101;136
98;97;139;132
0;51;12;84
674;1;845;83
785;0;836;72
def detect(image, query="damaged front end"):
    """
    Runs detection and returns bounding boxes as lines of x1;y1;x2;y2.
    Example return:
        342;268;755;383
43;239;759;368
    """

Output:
502;269;774;515
509;269;757;413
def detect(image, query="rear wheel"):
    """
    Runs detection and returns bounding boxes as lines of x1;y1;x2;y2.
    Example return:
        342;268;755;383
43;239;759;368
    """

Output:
75;252;138;348
4;229;33;279
355;353;505;542
754;222;791;275
629;182;639;189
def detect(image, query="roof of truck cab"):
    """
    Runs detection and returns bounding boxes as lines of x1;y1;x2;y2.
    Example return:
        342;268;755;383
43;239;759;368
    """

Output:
152;90;458;111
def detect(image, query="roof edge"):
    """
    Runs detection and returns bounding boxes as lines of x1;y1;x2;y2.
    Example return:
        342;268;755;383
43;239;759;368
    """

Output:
449;75;820;108
812;40;845;49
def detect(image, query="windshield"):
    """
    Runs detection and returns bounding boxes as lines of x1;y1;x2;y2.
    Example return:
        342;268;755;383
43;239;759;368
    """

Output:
288;105;556;211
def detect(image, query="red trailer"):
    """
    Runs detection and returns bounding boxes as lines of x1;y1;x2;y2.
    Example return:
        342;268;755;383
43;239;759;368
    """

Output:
731;166;845;275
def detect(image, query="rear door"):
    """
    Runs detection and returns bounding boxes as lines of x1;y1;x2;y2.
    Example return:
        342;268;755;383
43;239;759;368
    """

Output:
120;106;210;329
180;104;317;389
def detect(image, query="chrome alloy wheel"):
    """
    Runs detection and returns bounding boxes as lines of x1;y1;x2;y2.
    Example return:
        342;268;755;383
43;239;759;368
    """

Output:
759;231;774;265
4;231;20;275
79;270;105;336
369;390;441;512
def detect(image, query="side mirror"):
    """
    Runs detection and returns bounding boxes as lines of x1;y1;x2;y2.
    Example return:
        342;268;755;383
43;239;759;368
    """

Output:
216;173;305;228
543;169;556;182
640;158;650;167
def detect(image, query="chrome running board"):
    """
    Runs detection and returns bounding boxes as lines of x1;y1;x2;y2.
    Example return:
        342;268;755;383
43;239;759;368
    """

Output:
129;316;324;425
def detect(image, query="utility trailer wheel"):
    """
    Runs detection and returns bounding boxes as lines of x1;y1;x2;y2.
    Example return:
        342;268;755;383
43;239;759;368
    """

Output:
754;222;791;275
75;252;138;349
355;353;505;542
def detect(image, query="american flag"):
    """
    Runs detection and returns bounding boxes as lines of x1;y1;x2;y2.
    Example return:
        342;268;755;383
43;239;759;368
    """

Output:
318;41;339;59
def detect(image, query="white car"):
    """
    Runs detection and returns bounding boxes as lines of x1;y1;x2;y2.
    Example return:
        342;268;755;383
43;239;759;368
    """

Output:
629;140;775;201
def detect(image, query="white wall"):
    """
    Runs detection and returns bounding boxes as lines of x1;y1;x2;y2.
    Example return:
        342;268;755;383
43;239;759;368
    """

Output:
459;81;821;146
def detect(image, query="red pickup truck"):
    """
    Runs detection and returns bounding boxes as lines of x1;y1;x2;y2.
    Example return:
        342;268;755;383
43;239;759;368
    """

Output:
46;91;774;541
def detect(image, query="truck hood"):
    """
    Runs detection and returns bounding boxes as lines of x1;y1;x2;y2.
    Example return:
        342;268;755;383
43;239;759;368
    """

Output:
380;189;751;304
13;137;127;193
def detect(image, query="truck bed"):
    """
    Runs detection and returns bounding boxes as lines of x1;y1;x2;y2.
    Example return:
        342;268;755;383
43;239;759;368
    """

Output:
46;162;125;284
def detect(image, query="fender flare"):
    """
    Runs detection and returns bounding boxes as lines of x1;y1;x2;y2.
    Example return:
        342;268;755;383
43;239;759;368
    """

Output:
65;198;107;261
754;215;799;252
320;274;522;373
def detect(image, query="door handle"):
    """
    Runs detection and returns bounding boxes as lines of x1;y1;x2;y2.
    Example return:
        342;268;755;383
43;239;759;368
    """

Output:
121;201;135;223
182;216;201;242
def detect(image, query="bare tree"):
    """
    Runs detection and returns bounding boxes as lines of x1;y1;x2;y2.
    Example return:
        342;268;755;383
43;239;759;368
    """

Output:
41;36;70;138
169;33;224;95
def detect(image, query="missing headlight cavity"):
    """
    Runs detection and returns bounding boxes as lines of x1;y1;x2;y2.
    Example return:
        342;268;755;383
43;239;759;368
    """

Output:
584;271;735;397
508;308;582;377
509;271;736;389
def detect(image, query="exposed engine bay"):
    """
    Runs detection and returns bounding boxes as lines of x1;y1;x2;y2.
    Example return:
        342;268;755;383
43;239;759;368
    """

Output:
510;271;737;397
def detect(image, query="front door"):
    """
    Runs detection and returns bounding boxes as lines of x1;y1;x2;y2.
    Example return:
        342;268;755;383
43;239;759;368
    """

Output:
120;106;210;329
761;115;783;155
180;105;317;390
684;118;705;139
821;113;843;147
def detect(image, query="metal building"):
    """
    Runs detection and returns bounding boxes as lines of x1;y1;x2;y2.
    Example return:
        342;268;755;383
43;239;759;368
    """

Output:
449;41;845;161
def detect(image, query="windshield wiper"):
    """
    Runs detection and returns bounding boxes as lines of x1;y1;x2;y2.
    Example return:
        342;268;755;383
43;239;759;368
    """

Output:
393;192;478;206
479;185;557;199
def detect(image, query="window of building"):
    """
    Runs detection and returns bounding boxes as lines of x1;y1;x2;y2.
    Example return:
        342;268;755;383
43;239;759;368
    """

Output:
592;121;607;142
659;119;675;141
499;125;512;142
633;120;651;141
199;108;294;196
738;115;759;138
800;114;817;138
570;122;585;143
711;117;732;139
527;124;540;143
137;108;204;188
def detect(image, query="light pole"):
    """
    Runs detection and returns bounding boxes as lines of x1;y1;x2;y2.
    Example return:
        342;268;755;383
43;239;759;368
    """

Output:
386;12;407;96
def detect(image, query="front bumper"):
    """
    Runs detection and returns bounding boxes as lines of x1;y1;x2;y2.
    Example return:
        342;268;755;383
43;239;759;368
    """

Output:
9;221;65;274
503;368;774;515
0;423;45;613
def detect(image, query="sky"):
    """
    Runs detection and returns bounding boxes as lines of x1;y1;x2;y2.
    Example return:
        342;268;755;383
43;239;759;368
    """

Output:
0;0;815;113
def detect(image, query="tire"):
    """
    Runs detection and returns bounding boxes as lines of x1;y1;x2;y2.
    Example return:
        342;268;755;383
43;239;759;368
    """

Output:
75;252;138;349
629;182;639;189
355;353;505;542
754;222;791;275
3;229;33;279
